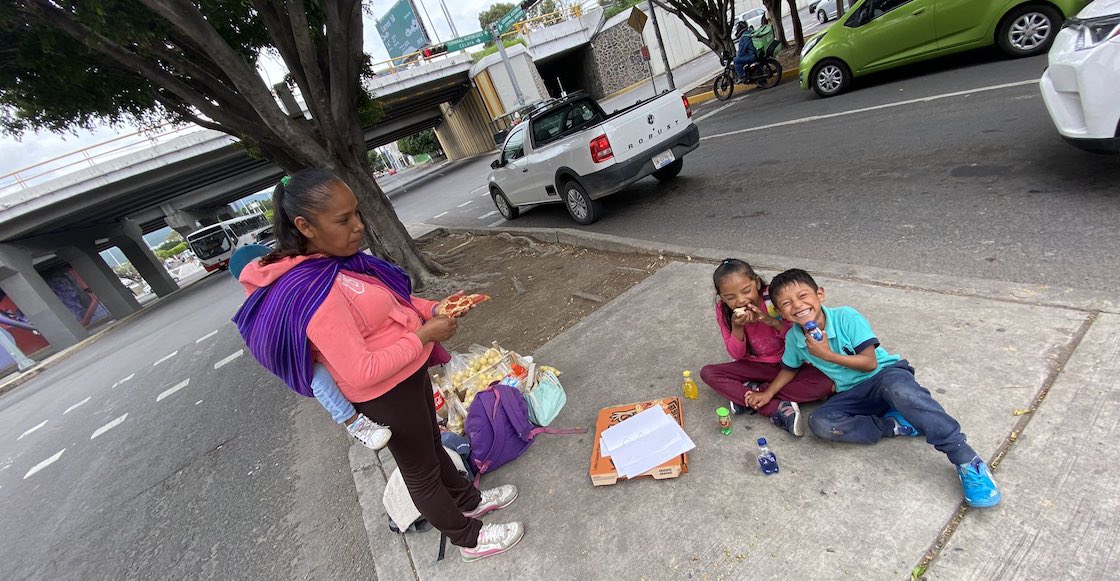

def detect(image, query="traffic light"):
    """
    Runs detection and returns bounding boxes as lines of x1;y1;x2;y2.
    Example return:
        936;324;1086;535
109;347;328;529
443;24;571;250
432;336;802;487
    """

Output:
422;44;448;59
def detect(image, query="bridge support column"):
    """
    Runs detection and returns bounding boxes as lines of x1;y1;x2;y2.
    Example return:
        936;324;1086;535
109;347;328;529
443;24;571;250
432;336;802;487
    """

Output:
0;244;87;351
434;87;498;160
57;243;140;320
113;219;178;298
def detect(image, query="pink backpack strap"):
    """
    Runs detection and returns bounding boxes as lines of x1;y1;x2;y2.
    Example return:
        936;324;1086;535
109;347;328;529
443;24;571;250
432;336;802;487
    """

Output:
529;426;588;437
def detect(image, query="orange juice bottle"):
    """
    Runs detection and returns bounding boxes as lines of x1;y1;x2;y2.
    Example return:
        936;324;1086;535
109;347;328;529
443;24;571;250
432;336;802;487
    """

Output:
682;370;699;400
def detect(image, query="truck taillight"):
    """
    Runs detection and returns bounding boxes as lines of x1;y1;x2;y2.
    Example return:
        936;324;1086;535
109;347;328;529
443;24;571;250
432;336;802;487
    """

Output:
589;134;613;163
682;96;692;118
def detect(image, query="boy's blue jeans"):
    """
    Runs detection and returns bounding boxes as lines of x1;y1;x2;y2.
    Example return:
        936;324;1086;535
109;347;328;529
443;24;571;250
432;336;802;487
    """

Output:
807;360;978;465
311;363;357;423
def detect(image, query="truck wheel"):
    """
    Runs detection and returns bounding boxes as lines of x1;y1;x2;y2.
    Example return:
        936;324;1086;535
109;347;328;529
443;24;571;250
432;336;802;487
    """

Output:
562;180;601;225
491;188;519;220
652;158;684;181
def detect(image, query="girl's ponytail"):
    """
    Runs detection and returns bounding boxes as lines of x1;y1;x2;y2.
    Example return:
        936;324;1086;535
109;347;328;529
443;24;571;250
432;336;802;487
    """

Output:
260;170;340;264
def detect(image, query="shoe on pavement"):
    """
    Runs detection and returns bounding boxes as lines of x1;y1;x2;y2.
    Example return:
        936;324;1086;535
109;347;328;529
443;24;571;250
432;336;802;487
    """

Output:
463;484;518;519
347;414;391;450
460;522;525;562
956;456;1002;508
728;400;749;415
884;409;922;437
770;400;805;436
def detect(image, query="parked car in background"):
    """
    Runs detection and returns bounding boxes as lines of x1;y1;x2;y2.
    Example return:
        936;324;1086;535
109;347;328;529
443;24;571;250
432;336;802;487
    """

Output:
814;0;853;23
737;7;766;29
800;0;1090;98
1041;0;1120;153
809;0;823;13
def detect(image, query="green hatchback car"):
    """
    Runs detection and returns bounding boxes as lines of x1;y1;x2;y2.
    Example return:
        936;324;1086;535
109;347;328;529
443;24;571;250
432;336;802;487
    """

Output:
799;0;1090;97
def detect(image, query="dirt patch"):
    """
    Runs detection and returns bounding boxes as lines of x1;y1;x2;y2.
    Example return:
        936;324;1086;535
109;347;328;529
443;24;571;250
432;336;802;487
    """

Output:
417;232;669;353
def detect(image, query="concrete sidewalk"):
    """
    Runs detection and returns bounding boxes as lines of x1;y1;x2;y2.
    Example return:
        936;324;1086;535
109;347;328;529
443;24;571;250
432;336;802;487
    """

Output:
352;227;1119;579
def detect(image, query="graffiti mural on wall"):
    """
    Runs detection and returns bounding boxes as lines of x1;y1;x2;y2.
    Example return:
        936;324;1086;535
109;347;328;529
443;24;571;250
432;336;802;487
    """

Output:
0;266;110;369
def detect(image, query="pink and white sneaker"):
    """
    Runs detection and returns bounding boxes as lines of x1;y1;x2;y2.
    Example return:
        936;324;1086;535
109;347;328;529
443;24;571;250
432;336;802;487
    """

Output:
460;522;525;562
463;484;518;518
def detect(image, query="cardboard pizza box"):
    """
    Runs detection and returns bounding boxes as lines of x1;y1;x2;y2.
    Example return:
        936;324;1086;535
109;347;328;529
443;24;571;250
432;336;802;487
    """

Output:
589;397;688;486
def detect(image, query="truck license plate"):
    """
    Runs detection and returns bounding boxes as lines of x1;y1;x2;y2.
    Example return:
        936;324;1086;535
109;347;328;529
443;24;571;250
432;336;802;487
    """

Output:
652;150;675;169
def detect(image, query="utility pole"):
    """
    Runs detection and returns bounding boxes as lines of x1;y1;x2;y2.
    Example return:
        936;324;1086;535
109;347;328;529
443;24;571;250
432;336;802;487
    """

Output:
439;0;459;37
646;0;675;91
492;25;526;107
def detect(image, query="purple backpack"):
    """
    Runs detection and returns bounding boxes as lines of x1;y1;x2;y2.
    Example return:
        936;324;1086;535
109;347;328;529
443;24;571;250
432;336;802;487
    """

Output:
466;383;586;481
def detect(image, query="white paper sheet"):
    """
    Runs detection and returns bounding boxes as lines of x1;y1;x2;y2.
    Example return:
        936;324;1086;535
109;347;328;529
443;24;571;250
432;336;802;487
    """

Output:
599;406;695;478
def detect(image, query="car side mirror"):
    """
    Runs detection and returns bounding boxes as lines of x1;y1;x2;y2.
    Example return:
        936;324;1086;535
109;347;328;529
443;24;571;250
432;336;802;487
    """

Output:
491;159;502;170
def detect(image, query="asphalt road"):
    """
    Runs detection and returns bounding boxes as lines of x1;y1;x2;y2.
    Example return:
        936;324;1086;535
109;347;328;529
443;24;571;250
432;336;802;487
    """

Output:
0;273;375;580
396;51;1120;292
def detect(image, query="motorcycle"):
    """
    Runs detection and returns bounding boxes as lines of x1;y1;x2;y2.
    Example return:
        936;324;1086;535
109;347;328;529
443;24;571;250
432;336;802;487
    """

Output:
713;30;783;101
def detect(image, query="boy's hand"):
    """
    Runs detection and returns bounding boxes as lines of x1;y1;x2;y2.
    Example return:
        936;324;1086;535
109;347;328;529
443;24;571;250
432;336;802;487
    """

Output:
805;328;834;359
745;390;773;411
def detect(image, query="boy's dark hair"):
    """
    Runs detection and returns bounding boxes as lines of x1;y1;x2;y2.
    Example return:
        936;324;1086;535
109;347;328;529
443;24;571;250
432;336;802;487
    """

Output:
768;269;819;304
713;258;767;330
261;168;344;265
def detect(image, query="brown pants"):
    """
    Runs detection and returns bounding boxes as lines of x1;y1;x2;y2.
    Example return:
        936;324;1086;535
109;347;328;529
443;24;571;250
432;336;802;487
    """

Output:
354;365;483;547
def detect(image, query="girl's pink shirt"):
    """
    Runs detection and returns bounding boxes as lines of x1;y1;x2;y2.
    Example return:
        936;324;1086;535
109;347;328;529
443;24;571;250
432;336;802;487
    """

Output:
240;255;439;403
714;293;791;364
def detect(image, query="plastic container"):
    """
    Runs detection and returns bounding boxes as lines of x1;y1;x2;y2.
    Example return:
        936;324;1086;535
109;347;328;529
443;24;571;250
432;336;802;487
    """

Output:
756;437;779;475
804;320;824;341
682;370;699;400
716;407;732;435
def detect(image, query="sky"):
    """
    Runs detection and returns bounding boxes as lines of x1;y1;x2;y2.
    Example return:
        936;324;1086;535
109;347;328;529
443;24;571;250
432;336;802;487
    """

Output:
0;0;505;179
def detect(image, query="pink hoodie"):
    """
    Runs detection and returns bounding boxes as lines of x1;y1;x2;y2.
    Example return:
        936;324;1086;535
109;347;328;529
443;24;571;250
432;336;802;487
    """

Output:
714;294;790;364
240;255;439;403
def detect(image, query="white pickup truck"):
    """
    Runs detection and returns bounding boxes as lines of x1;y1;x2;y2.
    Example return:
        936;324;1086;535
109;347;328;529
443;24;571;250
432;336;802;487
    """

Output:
486;90;700;225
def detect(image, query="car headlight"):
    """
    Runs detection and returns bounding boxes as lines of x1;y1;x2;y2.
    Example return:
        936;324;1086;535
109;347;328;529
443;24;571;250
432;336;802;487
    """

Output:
801;35;823;59
1066;14;1120;51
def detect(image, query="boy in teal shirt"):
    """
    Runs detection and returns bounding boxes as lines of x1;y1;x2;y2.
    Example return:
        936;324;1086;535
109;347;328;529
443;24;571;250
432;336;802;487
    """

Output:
755;269;1001;508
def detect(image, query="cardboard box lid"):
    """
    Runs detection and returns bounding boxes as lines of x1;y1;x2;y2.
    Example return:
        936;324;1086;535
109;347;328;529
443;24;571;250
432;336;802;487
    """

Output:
589;397;688;486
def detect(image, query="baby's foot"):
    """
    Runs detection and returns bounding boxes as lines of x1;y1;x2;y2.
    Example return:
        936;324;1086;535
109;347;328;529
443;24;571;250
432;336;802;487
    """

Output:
347;414;391;450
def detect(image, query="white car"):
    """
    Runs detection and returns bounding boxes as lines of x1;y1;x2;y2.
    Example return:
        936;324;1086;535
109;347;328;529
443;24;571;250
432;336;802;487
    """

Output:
1040;0;1120;153
814;0;853;23
737;8;766;29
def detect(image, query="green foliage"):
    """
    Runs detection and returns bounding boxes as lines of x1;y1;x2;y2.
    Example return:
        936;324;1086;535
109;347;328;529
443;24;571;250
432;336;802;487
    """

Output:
155;242;188;260
470;37;528;60
113;264;140;282
264;209;275;223
397;129;441;157
603;0;645;19
367;149;390;172
156;235;184;252
540;0;560;15
479;2;517;29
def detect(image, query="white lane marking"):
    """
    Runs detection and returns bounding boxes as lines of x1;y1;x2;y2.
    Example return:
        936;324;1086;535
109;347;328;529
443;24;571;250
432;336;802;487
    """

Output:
214;349;244;369
17;420;48;441
91;414;128;440
480;191;491;198
470;184;487;193
487;219;506;228
157;379;190;402
696;100;739;123
457;199;474;208
63;397;92;415
433;211;448;219
153;351;179;366
701;79;1039;142
196;330;219;343
477;210;499;220
24;449;65;479
112;373;135;388
195;400;203;405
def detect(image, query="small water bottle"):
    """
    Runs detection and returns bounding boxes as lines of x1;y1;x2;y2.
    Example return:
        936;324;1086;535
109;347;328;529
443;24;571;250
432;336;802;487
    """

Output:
804;320;824;341
756;437;779;475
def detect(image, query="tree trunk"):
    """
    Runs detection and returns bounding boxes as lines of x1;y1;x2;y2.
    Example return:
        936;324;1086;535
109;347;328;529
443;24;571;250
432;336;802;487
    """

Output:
766;0;787;46
786;0;804;48
836;0;848;19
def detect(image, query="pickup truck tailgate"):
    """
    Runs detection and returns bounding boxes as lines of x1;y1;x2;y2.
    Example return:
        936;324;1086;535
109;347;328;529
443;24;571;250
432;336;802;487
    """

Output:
600;94;690;164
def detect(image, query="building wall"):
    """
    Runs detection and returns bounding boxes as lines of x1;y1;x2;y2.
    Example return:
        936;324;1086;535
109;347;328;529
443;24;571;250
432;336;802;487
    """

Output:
434;87;498;160
582;20;650;99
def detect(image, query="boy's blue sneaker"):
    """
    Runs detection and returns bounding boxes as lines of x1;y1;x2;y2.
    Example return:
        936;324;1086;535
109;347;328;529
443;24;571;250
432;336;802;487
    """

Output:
884;409;922;437
956;456;1002;508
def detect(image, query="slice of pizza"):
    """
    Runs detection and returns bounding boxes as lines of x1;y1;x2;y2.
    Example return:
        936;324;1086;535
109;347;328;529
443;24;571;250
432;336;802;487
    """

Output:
438;293;490;317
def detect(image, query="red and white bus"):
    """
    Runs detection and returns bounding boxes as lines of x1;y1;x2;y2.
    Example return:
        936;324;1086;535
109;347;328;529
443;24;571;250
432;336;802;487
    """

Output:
186;213;269;272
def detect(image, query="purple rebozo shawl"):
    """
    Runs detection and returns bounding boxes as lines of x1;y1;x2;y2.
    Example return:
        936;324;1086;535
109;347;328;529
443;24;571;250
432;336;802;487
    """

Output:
232;253;449;397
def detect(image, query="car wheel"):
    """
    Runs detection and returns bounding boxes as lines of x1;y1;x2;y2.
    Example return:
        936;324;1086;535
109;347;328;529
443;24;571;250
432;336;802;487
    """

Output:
652;158;684;181
817;8;828;23
997;5;1060;57
810;59;850;98
562;180;601;225
491;188;519;220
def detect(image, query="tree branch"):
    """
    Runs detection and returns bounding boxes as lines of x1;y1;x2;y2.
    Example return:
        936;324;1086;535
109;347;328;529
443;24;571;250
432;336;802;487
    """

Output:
279;0;342;148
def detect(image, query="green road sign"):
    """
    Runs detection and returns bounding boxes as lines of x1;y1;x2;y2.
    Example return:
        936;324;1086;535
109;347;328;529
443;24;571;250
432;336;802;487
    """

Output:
376;0;431;62
496;6;525;33
446;30;492;52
